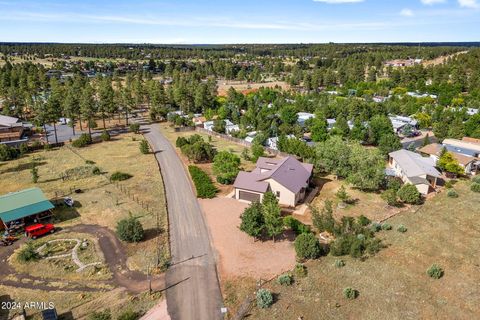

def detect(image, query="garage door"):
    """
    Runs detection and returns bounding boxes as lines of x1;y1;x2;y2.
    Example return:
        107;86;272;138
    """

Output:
238;191;261;202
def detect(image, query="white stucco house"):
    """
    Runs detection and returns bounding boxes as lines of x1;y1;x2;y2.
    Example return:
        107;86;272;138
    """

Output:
233;156;313;207
388;149;441;195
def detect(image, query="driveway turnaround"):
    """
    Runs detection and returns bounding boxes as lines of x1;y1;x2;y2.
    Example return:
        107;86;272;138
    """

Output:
144;123;223;320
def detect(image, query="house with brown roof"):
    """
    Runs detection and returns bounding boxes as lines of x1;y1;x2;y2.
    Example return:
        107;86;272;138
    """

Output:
233;156;313;207
419;142;479;176
0;115;25;143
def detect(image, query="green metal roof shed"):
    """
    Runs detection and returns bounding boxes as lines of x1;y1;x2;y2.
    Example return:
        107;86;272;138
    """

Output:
0;188;54;223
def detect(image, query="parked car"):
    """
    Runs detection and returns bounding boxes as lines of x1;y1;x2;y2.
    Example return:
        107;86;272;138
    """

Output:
25;224;55;239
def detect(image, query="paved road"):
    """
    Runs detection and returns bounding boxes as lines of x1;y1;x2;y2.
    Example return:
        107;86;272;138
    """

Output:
144;123;223;320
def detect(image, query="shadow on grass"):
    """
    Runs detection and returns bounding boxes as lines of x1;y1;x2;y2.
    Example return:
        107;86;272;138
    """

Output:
0;161;47;174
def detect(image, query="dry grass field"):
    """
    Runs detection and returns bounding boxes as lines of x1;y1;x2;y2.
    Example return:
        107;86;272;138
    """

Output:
0;133;168;271
217;80;290;96
242;180;480;320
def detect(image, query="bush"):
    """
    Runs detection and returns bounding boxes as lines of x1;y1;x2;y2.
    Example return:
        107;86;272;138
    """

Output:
72;133;92;148
92;166;101;175
381;223;392;231
334;259;345;268
139;140;150;154
471;182;480;193
397;224;408;233
386;177;402;192
427;264;444;279
343;287;359;300
294;263;307;277
446;189;458;198
88;309;111;320
176;136;188;148
370;222;381;232
472;176;480;184
117;309;138;320
256;289;273;309
116;215;144;243
85;160;95;165
277;274;293;286
188;166;217;198
283;216;311;235
294;233;322;260
381;189;398;206
357;215;371;227
17;242;39;262
397;184;421;204
19;143;29;155
110;171;132;181
0;144;20;161
100;130;111;141
129;123;140;133
444;180;454;189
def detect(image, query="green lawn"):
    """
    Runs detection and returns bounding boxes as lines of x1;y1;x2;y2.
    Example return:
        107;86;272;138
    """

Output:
246;180;480;320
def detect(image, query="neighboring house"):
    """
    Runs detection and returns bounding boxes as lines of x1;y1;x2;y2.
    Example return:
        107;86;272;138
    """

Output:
0;115;30;144
418;143;479;175
0;188;54;232
388;149;441;195
266;134;295;150
406;92;437;99
245;131;257;144
389;115;418;134
192;116;207;126
297;112;315;127
233;156;313;207
442;139;480;158
226;123;240;134
203;119;234;132
327;119;336;130
467;108;479;116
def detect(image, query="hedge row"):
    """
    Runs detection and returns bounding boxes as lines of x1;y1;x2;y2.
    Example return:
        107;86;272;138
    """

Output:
188;165;217;198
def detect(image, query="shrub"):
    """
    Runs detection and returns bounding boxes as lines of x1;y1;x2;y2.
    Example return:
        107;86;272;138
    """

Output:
294;233;322;260
0;144;20;161
256;289;273;309
43;143;51;151
294;263;307;277
446;189;458;198
427;264;444;279
110;171;132;181
334;259;345;268
397;184;421;204
370;222;381;232
88;119;97;129
116;214;144;243
283;216;311;235
188;166;217;198
397;224;408;233
72;133;92;148
139;140;150;154
176;136;188;148
277;274;293;286
381;189;398;206
343;287;359;300
129;123;140;133
471;182;480;193
100;130;111;141
19;143;29;155
444;180;454;189
92;166;101;175
17;242;39;262
357;215;371;227
212;151;241;185
117;309;138;320
85;160;95;165
88;309;111;320
386;177;402;192
381;223;392;231
472;176;480;184
31;165;39;183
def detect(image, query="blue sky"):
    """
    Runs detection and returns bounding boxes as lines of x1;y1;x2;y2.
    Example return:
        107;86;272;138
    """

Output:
0;0;479;43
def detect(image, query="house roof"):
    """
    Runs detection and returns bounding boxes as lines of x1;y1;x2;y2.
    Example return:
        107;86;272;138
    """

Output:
0;115;20;127
443;139;480;156
0;188;54;223
462;137;480;144
234;156;313;194
419;143;477;166
389;149;441;178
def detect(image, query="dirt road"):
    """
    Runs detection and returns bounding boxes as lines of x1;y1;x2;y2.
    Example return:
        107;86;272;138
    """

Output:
144;123;224;320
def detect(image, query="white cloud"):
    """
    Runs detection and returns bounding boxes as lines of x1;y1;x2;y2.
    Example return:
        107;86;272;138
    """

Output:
421;0;446;5
400;8;415;16
313;0;364;3
458;0;479;8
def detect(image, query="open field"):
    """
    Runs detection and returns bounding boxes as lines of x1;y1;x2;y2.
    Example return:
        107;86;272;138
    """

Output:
308;175;413;224
158;124;257;196
217;80;290;96
0;133;168;317
0;133;168;270
241;180;480;320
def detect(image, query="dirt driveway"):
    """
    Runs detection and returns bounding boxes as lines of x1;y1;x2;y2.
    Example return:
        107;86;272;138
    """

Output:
199;198;296;280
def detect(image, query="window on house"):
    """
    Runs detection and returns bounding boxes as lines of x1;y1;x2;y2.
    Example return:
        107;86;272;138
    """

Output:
276;191;280;197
